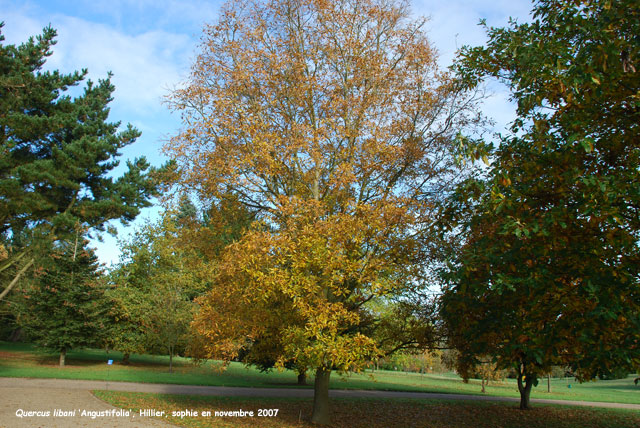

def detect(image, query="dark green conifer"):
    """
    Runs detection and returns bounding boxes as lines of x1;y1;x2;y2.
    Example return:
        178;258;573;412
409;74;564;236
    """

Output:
0;23;160;300
17;236;110;366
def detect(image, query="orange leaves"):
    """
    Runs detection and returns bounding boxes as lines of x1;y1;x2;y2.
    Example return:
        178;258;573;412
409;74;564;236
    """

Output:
168;0;481;387
165;0;470;217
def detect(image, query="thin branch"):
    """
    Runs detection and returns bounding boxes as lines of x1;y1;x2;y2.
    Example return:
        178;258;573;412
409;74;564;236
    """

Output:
0;257;35;302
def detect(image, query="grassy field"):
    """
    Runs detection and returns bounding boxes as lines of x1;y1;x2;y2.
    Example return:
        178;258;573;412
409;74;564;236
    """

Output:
94;390;640;428
2;341;640;405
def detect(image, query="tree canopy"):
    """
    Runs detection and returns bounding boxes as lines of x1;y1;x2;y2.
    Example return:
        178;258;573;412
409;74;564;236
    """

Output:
167;0;482;423
440;0;640;410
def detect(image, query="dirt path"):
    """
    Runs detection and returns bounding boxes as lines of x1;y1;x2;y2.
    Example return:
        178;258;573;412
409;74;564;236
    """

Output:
0;379;176;428
1;377;638;427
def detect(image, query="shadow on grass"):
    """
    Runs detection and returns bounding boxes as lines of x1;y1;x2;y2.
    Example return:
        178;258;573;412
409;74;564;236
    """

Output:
94;390;640;428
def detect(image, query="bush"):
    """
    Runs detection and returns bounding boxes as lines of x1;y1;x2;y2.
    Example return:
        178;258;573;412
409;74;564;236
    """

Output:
377;350;448;373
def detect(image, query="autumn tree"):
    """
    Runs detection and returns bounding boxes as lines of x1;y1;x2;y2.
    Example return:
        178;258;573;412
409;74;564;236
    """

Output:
171;194;314;380
167;0;482;423
176;193;256;266
440;0;640;410
16;235;109;366
471;358;506;394
0;24;159;301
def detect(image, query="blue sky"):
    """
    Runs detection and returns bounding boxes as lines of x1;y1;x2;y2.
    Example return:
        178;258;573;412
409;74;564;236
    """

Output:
0;0;533;266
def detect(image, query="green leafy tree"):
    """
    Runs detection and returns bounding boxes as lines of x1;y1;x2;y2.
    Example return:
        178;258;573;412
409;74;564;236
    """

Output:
16;235;109;366
109;211;201;371
145;281;194;373
105;244;155;364
0;23;159;301
441;0;640;410
143;213;198;373
108;195;253;368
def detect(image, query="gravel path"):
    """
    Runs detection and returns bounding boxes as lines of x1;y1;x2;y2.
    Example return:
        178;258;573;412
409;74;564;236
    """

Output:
1;377;638;427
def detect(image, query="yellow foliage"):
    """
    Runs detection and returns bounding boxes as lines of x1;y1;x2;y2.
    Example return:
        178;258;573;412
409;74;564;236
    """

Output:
167;0;481;377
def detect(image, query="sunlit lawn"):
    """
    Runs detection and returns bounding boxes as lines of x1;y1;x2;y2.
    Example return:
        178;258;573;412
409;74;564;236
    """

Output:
94;390;640;428
2;341;639;405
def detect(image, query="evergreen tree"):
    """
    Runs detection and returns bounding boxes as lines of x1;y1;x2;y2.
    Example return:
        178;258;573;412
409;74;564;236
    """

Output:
17;235;109;366
0;23;160;301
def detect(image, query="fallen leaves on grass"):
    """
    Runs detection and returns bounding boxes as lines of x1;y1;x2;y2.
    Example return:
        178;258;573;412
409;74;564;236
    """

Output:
93;391;640;428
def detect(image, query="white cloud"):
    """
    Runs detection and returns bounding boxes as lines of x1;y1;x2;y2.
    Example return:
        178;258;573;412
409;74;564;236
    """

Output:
411;0;532;136
54;18;190;117
1;6;198;120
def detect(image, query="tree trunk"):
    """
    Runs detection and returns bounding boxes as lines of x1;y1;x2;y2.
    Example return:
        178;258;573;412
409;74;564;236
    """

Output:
9;327;23;342
122;353;130;365
59;347;67;367
297;370;307;385
517;374;534;410
169;349;173;374
311;367;331;425
481;377;486;393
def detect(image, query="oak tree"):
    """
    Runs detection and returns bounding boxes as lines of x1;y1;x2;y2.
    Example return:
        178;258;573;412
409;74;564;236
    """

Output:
167;0;482;423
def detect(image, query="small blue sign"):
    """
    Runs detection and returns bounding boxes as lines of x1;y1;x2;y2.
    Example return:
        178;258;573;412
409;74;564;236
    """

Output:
107;359;113;365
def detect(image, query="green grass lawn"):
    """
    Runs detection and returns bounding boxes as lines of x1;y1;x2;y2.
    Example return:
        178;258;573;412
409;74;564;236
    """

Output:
2;341;640;405
93;391;640;428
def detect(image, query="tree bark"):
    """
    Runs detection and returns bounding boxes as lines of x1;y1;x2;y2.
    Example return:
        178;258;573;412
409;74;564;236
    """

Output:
517;374;534;409
8;327;23;342
122;353;130;365
311;367;331;425
59;347;67;367
297;370;307;385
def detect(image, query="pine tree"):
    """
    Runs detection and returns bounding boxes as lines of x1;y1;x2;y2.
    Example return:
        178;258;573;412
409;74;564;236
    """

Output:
0;23;159;301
